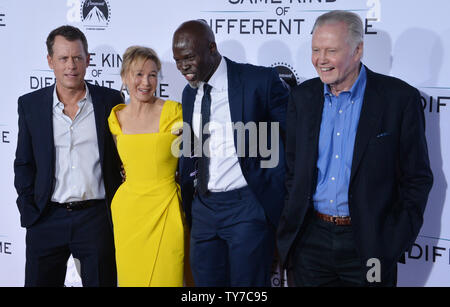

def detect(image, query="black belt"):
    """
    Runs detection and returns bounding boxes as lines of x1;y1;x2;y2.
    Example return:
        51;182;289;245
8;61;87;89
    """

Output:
50;200;101;211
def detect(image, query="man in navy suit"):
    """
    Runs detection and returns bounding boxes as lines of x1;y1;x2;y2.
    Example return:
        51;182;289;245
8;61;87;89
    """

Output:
14;25;122;286
277;11;433;286
172;20;288;286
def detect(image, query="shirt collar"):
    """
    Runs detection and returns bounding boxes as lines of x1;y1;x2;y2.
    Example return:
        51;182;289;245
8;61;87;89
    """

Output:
53;82;89;108
203;56;228;92
324;64;367;100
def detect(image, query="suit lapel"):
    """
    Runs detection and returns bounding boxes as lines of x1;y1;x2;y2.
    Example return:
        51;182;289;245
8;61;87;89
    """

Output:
182;86;197;128
224;57;244;160
42;85;55;174
225;57;243;124
350;68;383;184
182;85;197;155
308;81;325;145
88;83;106;166
306;80;325;184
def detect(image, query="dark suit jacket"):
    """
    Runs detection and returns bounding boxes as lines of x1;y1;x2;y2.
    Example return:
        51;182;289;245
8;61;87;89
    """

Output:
14;82;123;228
179;57;289;228
277;66;433;280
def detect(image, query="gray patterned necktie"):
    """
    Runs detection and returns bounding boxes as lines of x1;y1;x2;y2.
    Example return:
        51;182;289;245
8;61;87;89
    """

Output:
197;83;212;195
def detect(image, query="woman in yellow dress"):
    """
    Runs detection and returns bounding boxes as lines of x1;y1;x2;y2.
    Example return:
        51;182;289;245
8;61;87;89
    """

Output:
108;46;185;286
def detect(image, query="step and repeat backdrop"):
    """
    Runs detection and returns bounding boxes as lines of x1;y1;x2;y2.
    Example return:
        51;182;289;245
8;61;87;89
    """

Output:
0;0;449;286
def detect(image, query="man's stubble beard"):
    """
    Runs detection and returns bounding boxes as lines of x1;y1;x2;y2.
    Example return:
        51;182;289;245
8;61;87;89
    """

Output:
188;80;199;89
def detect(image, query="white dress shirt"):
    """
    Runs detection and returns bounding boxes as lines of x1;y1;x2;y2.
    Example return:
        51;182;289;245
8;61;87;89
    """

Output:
51;83;105;202
192;57;248;192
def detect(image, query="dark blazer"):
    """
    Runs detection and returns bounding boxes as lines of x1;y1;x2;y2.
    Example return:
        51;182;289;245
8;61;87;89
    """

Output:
277;66;433;280
179;57;289;228
14;82;123;228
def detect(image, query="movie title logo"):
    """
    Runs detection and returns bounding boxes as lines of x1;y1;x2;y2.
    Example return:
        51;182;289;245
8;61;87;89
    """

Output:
421;94;450;113
408;242;450;265
29;51;121;90
29;44;171;97
0;124;10;144
29;50;171;96
0;129;10;144
0;12;5;27
271;62;300;88
66;0;111;30
201;0;381;36
0;236;12;255
85;51;121;88
81;0;111;30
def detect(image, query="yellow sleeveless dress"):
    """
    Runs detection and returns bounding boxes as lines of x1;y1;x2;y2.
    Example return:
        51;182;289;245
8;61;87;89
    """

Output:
108;100;184;287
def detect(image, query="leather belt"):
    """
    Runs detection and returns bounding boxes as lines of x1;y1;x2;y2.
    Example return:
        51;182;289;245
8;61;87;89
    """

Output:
315;211;351;226
50;200;99;211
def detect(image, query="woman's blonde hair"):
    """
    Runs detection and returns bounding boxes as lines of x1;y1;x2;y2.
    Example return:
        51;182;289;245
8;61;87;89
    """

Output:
120;45;162;79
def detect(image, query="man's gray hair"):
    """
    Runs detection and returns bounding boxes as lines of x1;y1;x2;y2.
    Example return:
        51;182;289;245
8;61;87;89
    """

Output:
312;10;364;49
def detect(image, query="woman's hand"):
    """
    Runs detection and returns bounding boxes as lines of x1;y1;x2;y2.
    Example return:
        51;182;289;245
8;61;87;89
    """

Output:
172;128;183;136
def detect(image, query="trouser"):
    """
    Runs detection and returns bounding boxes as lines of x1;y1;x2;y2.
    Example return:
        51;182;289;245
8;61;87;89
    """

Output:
25;200;117;287
290;211;397;287
190;186;275;287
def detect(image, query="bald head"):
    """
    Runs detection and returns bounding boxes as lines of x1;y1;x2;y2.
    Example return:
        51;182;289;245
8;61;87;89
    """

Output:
172;20;221;88
173;20;216;50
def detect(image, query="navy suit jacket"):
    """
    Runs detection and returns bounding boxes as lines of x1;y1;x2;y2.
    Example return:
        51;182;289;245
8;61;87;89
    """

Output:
179;57;289;228
277;66;433;281
14;82;123;228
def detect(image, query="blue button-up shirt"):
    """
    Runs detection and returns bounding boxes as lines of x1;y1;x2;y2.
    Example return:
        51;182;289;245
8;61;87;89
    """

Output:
313;65;367;217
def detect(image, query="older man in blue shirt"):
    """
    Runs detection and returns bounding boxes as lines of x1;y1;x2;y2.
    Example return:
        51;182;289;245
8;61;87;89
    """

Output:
314;65;366;218
277;11;433;286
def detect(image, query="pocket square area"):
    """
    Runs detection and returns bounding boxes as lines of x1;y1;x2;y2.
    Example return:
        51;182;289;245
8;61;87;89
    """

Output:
376;132;390;138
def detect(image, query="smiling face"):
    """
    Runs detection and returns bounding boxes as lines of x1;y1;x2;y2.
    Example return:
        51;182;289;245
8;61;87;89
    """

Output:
123;58;158;104
311;22;363;95
47;35;89;92
172;23;219;88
